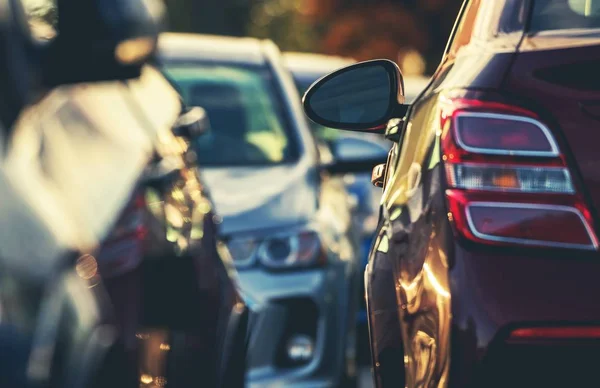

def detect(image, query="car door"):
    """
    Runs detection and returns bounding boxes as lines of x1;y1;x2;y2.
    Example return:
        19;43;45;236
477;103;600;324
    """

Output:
374;2;473;386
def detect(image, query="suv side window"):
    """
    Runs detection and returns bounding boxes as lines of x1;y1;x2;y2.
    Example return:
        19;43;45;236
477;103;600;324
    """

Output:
530;0;600;31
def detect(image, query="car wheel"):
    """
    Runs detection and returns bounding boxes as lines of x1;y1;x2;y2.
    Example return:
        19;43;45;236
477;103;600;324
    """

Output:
339;276;359;388
219;307;250;388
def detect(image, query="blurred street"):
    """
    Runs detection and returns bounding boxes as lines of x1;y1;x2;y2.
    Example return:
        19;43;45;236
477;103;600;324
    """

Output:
359;367;373;388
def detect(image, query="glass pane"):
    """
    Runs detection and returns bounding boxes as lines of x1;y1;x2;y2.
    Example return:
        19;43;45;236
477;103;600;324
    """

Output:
164;63;298;167
530;0;600;31
294;77;341;142
308;65;391;126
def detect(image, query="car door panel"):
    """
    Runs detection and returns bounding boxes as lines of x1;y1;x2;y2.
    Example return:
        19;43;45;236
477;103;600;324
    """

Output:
377;90;452;387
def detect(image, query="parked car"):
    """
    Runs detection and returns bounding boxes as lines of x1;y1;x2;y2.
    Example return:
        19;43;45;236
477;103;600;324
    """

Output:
0;0;160;387
158;33;386;388
95;67;249;388
284;52;430;333
301;0;600;387
0;2;249;388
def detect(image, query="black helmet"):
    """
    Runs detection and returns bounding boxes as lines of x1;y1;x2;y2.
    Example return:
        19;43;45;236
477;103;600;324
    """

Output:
0;0;39;129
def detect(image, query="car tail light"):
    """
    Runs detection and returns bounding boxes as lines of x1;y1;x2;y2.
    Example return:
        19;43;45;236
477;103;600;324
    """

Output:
97;191;148;274
107;192;148;243
441;97;598;250
509;326;600;341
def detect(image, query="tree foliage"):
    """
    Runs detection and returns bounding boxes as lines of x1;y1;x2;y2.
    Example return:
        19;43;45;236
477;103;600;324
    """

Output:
165;0;463;75
246;0;318;52
248;0;463;75
165;0;253;36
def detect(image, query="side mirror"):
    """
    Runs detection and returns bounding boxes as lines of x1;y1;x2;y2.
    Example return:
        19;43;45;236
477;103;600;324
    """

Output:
321;135;389;175
371;164;385;188
42;0;165;86
173;106;210;139
303;59;408;133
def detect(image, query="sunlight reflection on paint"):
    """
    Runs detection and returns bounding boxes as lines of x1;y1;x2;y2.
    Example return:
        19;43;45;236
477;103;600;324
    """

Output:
423;262;450;298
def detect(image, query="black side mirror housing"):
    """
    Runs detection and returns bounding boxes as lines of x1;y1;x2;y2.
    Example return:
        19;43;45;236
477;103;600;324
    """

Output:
173;106;210;139
303;59;408;134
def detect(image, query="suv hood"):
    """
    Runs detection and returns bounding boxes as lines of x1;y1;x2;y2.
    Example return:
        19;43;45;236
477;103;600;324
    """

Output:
200;162;317;236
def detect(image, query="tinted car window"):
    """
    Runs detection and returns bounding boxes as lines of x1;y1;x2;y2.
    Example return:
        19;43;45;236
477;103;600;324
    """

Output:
164;63;299;166
530;0;600;31
448;0;482;58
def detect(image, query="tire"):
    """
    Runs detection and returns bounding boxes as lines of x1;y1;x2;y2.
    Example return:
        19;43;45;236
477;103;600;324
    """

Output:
339;324;358;388
219;308;250;388
339;273;360;388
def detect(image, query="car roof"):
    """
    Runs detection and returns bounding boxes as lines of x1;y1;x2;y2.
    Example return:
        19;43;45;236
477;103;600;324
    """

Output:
158;32;267;65
283;51;356;76
403;75;431;102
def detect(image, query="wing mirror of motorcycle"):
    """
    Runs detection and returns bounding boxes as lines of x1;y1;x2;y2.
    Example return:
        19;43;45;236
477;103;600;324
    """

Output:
302;59;409;134
173;106;210;139
42;0;165;86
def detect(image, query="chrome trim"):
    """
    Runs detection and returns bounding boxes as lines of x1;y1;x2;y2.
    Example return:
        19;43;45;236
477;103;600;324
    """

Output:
447;162;575;193
453;112;560;157
465;201;598;250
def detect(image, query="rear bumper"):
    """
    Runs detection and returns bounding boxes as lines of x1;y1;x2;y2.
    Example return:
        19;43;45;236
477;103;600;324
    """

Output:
240;264;352;387
449;244;600;387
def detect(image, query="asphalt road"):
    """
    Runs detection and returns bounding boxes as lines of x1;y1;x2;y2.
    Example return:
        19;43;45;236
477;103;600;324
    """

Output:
359;367;373;388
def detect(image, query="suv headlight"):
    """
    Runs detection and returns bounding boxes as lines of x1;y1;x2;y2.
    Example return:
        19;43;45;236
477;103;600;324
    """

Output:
226;230;325;269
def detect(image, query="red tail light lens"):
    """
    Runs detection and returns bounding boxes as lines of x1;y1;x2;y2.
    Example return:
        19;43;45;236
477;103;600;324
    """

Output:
509;326;600;340
467;203;592;246
97;191;148;275
442;97;598;250
454;112;559;156
108;193;147;242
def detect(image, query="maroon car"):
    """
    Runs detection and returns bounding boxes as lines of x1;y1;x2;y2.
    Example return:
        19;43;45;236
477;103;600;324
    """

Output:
301;0;600;387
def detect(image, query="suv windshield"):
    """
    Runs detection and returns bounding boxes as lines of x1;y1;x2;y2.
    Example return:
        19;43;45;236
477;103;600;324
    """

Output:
164;63;299;167
530;0;600;31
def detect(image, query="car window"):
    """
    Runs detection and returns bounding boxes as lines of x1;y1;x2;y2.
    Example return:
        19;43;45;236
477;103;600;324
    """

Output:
448;0;482;58
164;63;299;167
530;0;600;31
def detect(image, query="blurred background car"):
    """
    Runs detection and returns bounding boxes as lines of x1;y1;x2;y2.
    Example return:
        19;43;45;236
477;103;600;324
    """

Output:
94;68;250;388
283;51;430;356
158;32;388;388
0;1;251;388
0;0;164;387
